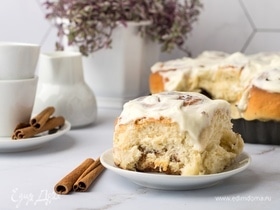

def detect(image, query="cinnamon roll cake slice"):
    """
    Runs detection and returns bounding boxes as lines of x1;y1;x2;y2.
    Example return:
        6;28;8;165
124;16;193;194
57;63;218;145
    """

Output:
113;91;244;175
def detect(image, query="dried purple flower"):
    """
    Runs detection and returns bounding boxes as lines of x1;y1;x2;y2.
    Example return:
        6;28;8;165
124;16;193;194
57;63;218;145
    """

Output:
43;0;202;56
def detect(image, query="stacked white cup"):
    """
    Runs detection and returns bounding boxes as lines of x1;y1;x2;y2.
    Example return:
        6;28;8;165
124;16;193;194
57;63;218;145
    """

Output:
0;42;40;137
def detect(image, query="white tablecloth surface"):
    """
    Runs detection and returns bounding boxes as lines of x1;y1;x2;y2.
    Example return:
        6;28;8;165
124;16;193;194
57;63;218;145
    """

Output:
0;108;279;210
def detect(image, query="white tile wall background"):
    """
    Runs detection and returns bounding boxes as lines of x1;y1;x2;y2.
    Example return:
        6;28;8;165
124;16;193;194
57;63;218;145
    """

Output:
1;0;280;60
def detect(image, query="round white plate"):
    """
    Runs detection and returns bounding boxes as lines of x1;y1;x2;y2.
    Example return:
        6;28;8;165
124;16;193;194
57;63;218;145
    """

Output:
0;121;71;152
101;148;251;190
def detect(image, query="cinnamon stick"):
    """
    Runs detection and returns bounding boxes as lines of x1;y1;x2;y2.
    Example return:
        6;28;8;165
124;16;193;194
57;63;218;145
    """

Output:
30;106;55;129
73;158;105;192
54;158;95;195
14;122;30;131
12;116;65;139
74;164;104;192
77;158;102;180
37;116;65;132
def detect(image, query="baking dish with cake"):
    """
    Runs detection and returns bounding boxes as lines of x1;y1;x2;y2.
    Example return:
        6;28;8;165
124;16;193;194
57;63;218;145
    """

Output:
149;51;280;145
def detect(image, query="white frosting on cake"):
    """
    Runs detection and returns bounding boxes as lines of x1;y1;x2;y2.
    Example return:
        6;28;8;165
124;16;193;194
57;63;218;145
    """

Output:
151;51;280;94
118;91;230;151
237;87;250;112
237;68;280;113
252;68;280;93
151;52;280;118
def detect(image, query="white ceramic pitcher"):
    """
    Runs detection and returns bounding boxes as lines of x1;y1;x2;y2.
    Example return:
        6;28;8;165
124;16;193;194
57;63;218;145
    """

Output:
33;51;97;127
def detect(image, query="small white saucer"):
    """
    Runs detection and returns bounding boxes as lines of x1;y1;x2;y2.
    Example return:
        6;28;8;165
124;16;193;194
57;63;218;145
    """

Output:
101;148;251;190
0;121;71;152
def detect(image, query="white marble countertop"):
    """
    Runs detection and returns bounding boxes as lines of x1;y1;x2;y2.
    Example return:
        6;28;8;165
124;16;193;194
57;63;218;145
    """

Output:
0;108;279;210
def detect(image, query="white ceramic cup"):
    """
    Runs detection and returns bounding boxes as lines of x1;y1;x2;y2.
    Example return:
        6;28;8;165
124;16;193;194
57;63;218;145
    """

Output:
0;76;38;137
0;42;40;80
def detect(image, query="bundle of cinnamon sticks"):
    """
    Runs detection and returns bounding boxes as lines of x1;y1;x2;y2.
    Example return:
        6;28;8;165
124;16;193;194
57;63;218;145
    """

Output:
54;157;105;194
12;106;65;140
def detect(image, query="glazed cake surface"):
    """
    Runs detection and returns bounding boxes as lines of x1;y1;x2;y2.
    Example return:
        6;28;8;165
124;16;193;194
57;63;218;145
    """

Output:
149;51;280;121
238;68;280;121
113;91;244;175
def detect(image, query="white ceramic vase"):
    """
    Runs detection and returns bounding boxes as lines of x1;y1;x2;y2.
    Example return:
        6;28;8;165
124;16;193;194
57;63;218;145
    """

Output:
33;51;97;128
80;21;160;108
